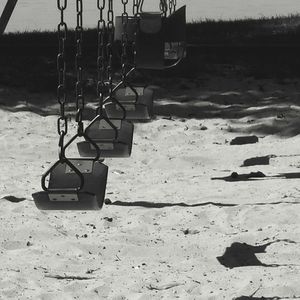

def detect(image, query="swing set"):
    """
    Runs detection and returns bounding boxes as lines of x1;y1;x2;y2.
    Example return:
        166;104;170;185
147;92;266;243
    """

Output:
0;0;187;210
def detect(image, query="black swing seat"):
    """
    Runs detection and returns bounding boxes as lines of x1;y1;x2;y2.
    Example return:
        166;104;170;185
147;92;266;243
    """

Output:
77;119;134;158
32;159;108;210
114;6;186;70
104;86;154;121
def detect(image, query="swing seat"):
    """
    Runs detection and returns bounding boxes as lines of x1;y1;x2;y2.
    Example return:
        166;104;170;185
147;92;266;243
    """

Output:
135;6;186;70
104;86;154;121
77;119;134;158
32;159;108;210
114;16;136;42
135;12;164;69
164;42;186;60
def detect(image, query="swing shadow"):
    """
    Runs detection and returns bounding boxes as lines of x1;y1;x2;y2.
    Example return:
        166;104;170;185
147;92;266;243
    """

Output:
105;200;237;208
234;296;300;300
217;239;298;269
212;172;300;182
105;199;300;209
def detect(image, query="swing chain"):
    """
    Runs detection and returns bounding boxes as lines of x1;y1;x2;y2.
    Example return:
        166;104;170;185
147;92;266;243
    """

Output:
132;0;140;69
169;0;176;15
106;0;114;96
160;0;168;17
75;0;84;135
121;0;129;82
57;0;67;12
57;0;68;158
96;0;106;114
133;0;139;17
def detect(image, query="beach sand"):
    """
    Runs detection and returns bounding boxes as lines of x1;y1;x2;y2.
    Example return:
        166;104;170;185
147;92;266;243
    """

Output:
0;76;300;299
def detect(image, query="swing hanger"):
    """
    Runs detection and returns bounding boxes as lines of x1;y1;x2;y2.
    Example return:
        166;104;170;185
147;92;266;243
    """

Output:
77;0;134;158
32;0;108;210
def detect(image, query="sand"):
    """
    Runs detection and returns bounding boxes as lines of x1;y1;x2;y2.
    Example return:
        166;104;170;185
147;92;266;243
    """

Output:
0;76;300;299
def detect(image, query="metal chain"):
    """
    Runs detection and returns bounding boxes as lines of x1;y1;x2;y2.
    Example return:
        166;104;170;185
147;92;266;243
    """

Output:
135;0;173;15
121;0;129;82
169;0;176;15
133;0;139;16
132;0;140;68
75;0;84;135
106;0;114;97
173;0;177;12
160;0;168;17
96;0;106;115
57;0;68;159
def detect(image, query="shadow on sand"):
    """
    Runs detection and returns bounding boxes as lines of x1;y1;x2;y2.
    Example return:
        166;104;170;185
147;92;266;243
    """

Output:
217;239;297;269
105;200;237;208
105;199;300;209
234;296;299;300
212;172;300;182
1;79;300;136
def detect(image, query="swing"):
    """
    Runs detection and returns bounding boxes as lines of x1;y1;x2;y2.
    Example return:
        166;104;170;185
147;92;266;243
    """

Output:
135;5;186;69
33;147;108;211
77;0;134;158
104;69;154;121
114;1;186;70
77;114;134;158
106;1;155;120
32;0;108;210
164;5;186;60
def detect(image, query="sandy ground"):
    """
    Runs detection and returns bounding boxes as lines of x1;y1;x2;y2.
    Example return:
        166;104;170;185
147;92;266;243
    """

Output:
1;77;300;299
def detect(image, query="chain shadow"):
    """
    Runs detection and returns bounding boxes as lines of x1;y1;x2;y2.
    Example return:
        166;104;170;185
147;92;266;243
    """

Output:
234;296;298;300
105;200;237;208
212;172;300;182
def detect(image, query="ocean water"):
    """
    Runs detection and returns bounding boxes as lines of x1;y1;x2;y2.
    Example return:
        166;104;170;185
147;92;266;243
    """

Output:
1;0;299;33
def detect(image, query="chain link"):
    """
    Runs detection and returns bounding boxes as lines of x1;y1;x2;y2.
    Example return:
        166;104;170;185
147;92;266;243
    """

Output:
169;0;176;14
133;0;139;16
57;0;67;11
168;0;173;15
75;0;84;135
57;0;68;157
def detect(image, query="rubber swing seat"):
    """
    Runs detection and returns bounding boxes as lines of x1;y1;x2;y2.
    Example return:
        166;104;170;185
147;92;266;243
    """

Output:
104;86;154;121
32;159;108;210
77;119;134;158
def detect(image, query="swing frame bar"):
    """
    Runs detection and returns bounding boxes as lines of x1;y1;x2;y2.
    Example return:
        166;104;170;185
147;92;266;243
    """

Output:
0;0;18;35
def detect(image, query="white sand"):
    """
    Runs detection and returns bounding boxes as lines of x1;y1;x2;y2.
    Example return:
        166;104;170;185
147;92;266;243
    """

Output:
0;77;300;299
